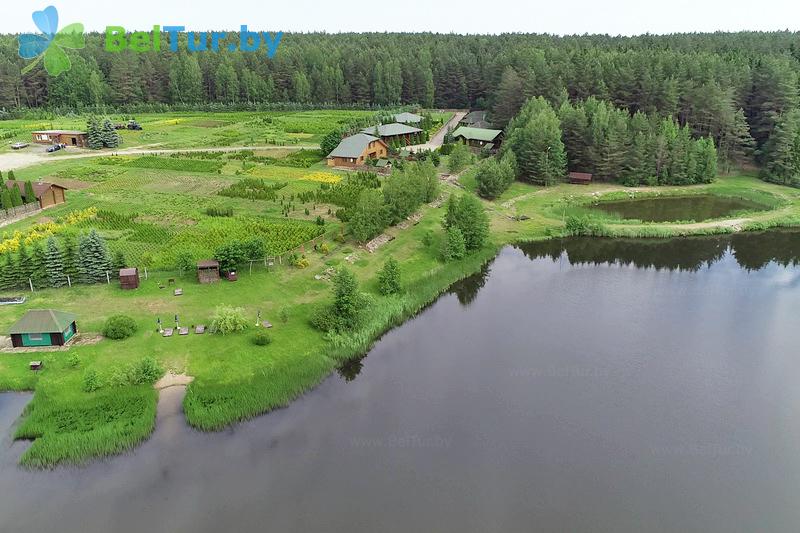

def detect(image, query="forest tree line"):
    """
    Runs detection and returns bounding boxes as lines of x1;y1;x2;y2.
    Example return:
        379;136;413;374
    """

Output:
2;31;800;182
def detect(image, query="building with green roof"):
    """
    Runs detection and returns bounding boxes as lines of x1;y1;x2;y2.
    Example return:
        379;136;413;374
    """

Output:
9;309;78;348
360;123;423;145
451;126;504;151
392;112;423;125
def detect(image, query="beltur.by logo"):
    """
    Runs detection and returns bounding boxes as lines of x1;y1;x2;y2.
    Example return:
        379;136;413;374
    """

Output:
18;5;85;76
105;26;283;58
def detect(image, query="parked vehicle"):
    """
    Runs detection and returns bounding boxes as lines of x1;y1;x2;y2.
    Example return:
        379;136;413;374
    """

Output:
11;142;29;150
46;143;66;153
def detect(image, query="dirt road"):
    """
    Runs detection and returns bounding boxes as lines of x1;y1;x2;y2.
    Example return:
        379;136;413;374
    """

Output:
0;144;317;171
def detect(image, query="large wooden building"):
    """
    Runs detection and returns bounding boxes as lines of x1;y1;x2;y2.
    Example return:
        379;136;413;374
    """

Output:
9;309;78;348
31;130;88;147
360;123;423;145
451;126;504;151
327;133;388;167
3;180;67;209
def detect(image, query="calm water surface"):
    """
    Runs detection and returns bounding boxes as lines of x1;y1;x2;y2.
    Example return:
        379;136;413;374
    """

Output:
589;194;768;222
1;231;800;533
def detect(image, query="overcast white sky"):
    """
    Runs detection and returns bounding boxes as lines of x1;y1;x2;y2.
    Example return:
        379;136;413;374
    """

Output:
4;0;800;35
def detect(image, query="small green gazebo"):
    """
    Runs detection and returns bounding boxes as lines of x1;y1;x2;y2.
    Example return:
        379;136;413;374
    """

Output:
9;309;78;348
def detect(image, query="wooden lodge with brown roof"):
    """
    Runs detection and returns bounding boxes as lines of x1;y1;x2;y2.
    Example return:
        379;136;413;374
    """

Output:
326;133;389;167
31;130;88;147
4;180;67;209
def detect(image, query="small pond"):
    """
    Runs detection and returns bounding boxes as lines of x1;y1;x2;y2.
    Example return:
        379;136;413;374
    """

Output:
588;194;769;222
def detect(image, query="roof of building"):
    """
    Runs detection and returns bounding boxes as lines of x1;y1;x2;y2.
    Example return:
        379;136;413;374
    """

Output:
461;111;488;124
328;133;382;159
375;159;391;167
393;112;423;124
4;180;66;199
451;126;503;142
197;259;220;269
9;309;77;334
31;130;87;135
119;268;138;277
360;123;422;137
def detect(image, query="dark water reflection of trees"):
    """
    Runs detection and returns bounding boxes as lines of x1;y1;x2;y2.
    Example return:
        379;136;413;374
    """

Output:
515;230;800;273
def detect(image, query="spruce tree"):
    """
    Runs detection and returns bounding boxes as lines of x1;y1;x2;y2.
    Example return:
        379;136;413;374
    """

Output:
9;185;23;207
61;234;79;284
0;188;12;211
29;243;47;288
111;249;127;275
45;237;67;288
0;253;17;290
23;180;36;204
78;230;112;283
102;119;120;148
7;170;15;180
87;116;103;149
16;241;32;285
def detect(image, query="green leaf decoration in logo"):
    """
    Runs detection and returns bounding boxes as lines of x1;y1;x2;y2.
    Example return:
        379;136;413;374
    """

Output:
53;23;85;49
44;45;70;76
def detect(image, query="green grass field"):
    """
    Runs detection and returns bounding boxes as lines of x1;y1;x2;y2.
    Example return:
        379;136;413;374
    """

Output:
3;110;800;468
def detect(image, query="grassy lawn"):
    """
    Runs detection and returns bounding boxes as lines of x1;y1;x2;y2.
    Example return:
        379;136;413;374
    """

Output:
3;112;800;468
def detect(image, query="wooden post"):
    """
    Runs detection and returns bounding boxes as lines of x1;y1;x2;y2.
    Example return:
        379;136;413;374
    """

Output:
67;274;72;287
144;267;148;280
29;278;34;292
106;271;111;284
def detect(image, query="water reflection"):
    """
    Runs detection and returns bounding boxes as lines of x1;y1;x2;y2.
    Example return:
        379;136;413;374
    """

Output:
336;357;364;381
516;230;800;272
446;261;492;306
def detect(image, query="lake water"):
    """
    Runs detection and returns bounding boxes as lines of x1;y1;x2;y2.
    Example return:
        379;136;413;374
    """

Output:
1;231;800;533
588;194;768;222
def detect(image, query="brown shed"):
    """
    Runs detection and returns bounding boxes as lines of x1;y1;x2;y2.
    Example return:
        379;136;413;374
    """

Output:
197;260;220;284
119;268;140;290
31;130;88;147
4;180;67;209
568;172;593;185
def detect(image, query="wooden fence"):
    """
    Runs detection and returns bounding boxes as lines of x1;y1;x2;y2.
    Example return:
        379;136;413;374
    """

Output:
0;203;40;223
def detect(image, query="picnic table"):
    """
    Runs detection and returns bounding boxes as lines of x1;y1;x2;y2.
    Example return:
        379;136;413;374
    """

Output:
195;325;206;334
29;361;43;371
163;328;174;337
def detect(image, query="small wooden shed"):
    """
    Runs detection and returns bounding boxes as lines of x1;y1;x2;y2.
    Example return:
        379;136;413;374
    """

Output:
197;259;220;284
568;172;593;185
119;268;139;290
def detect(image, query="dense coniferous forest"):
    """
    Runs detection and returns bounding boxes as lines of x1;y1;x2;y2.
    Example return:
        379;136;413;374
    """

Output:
2;31;800;183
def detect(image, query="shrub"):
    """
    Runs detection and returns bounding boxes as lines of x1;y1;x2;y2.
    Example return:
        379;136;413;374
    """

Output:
109;356;164;386
82;369;101;392
205;206;234;217
210;305;249;335
377;258;402;295
442;226;466;261
102;314;138;340
68;353;80;368
564;215;604;236
252;331;272;346
279;306;290;324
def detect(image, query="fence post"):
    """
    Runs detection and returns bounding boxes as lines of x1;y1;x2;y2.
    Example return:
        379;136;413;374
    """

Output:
67;274;71;287
29;278;34;292
144;267;148;280
106;271;110;284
